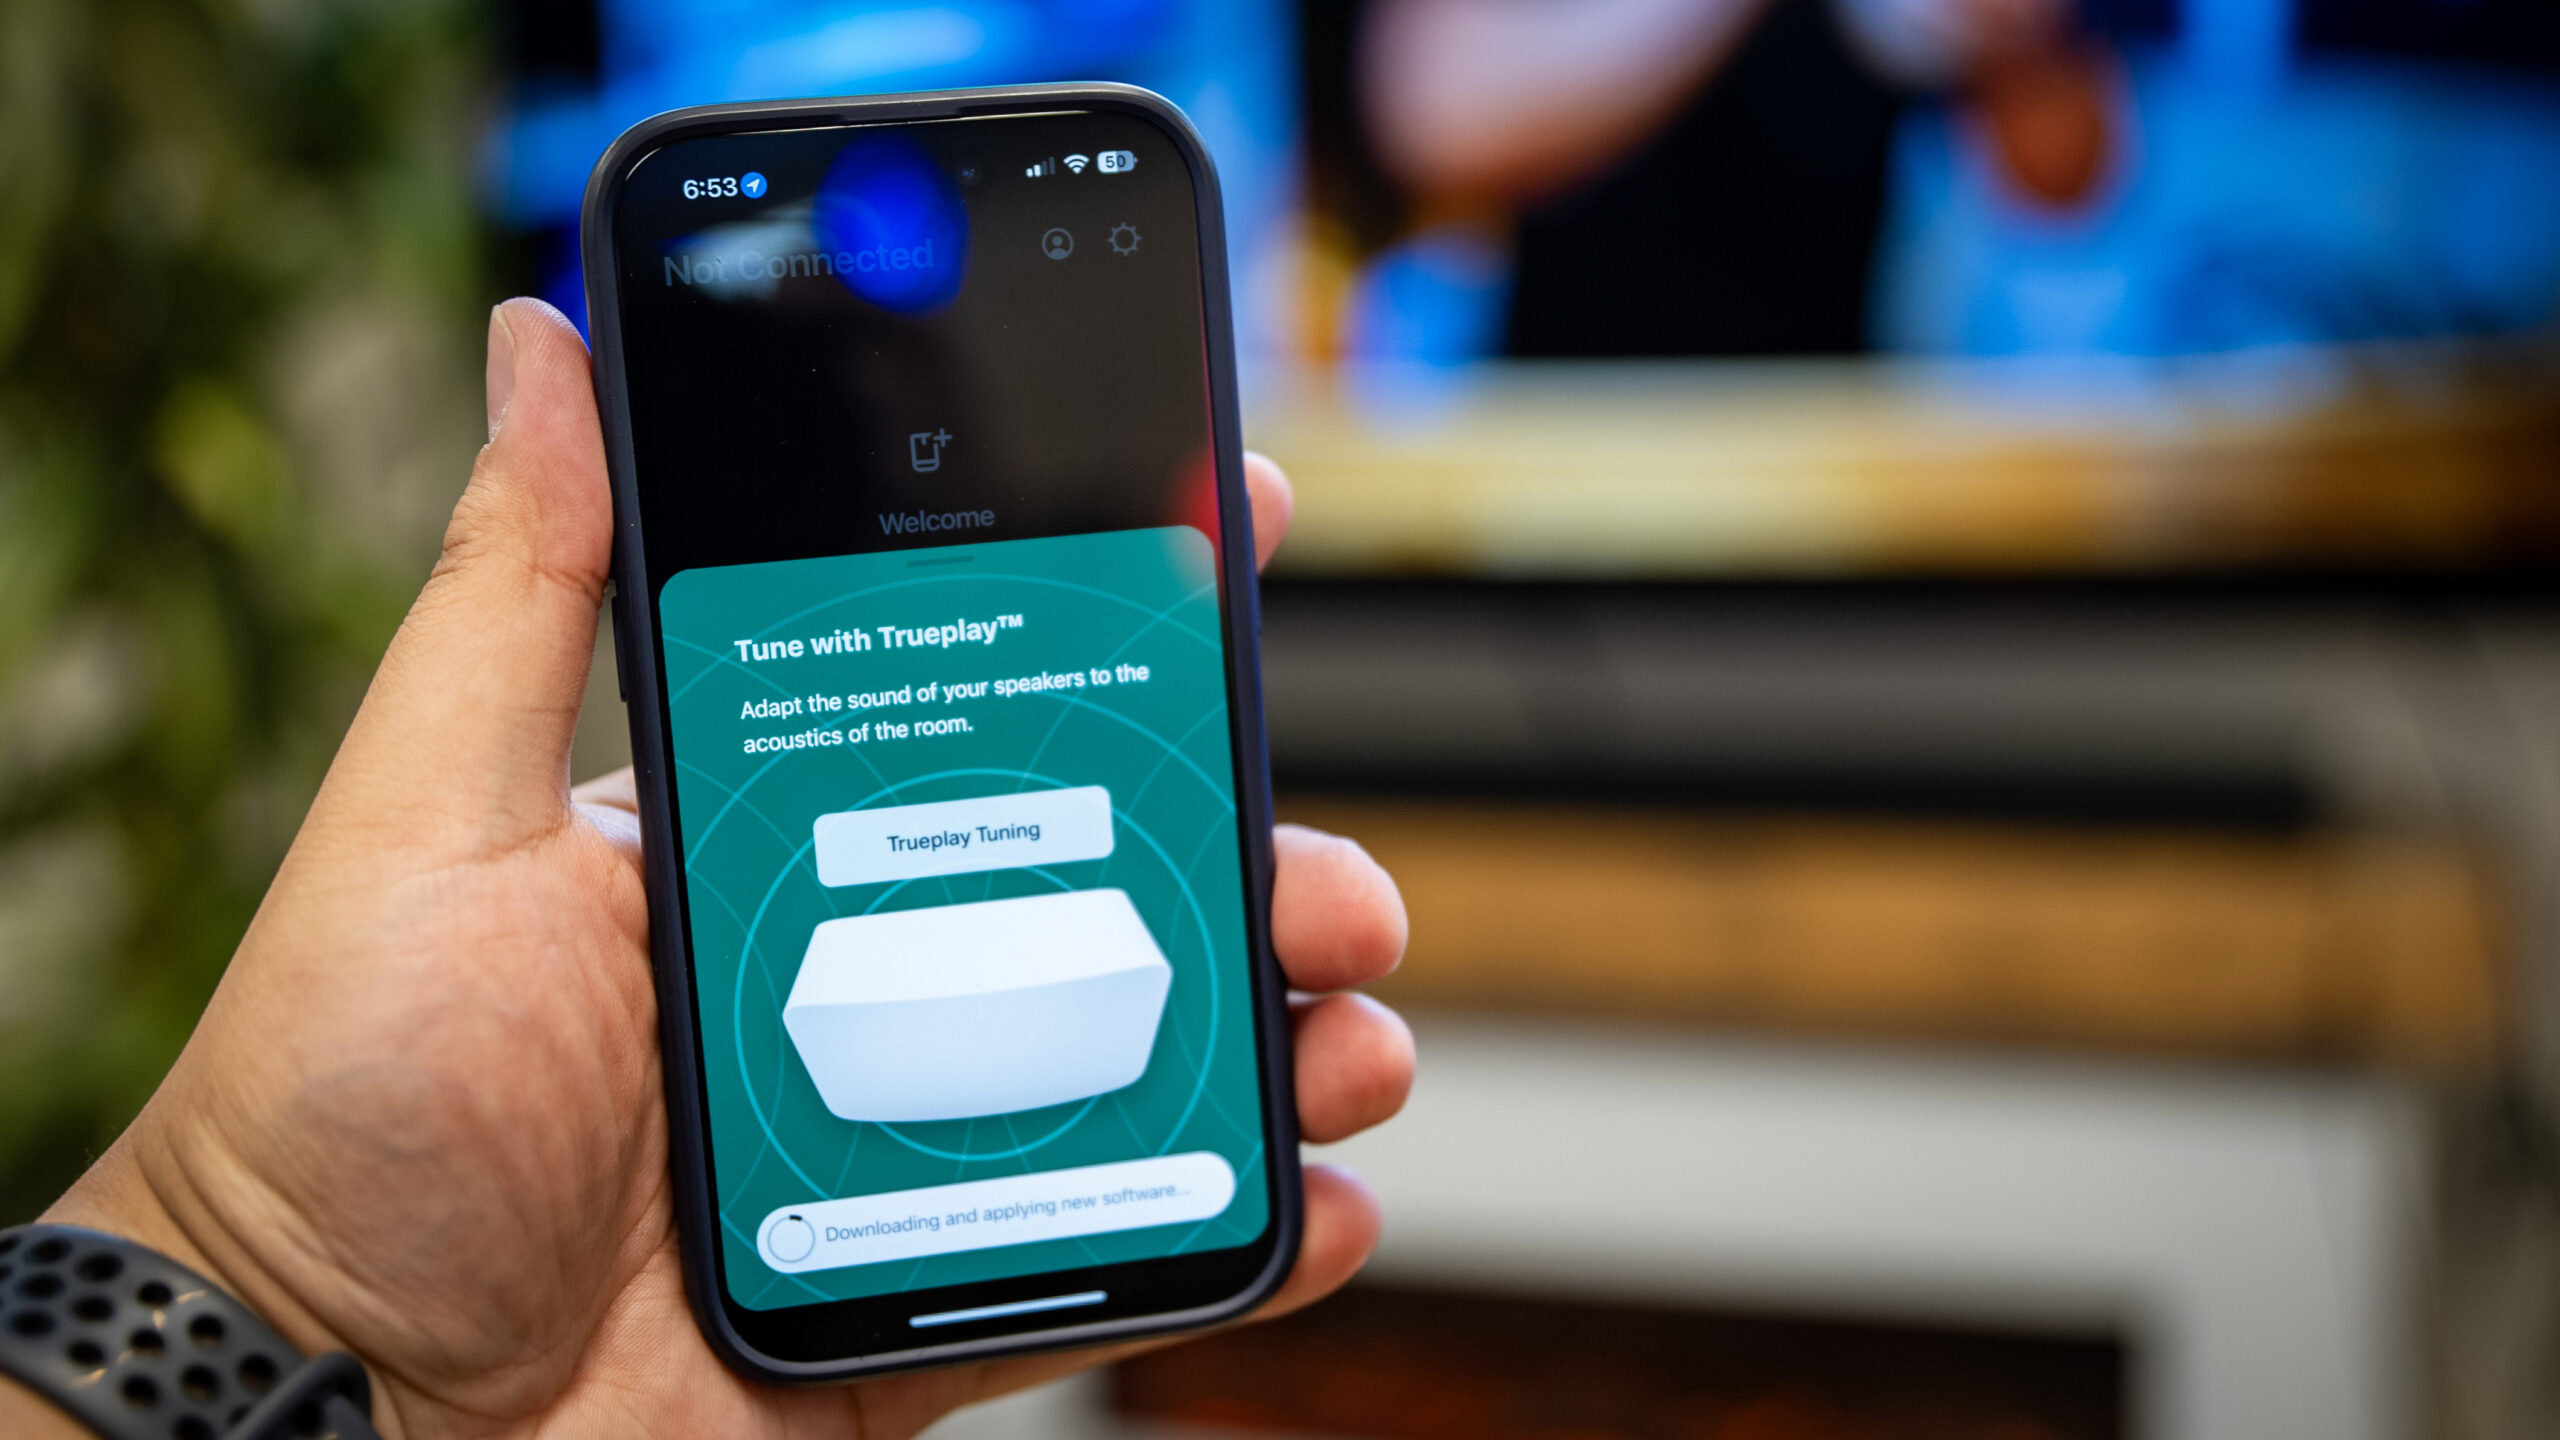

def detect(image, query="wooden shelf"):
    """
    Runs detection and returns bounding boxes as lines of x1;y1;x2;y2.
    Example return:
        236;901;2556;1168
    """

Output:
1247;349;2560;579
1281;796;2503;1065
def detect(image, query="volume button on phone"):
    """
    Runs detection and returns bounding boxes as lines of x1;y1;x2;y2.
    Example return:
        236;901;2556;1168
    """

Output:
607;593;630;701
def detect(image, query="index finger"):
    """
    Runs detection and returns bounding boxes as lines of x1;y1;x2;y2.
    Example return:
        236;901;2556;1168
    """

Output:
1245;451;1293;572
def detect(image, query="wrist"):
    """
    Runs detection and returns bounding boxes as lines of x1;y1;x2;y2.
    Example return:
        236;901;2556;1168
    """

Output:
0;1373;92;1440
0;1163;182;1440
41;1144;236;1315
0;1218;378;1440
31;1123;378;1429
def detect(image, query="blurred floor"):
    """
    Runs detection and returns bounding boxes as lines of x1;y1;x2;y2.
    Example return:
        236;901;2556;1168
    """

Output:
912;1015;2416;1440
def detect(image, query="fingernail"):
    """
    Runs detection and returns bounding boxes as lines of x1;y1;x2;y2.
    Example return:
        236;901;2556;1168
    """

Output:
485;304;518;440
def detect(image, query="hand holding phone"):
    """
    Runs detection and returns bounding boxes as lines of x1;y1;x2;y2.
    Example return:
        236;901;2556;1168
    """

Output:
11;88;1411;1438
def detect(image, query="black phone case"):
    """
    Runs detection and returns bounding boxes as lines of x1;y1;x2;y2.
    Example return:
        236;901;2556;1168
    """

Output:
577;83;1300;1384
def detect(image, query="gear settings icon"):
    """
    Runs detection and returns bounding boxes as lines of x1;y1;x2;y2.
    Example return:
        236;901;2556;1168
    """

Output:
1107;222;1141;256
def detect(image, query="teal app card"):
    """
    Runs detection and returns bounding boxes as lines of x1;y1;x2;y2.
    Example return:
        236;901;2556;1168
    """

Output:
657;526;1268;1310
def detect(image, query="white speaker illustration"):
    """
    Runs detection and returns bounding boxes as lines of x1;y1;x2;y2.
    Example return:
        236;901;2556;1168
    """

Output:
782;888;1172;1123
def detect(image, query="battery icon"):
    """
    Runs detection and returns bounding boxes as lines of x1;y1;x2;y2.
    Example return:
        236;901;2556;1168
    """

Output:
1096;150;1137;175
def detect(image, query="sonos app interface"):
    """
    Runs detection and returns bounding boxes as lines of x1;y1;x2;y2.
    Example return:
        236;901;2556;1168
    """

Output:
614;113;1270;1312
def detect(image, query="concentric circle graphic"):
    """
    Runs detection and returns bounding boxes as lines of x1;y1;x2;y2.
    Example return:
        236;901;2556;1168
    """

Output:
657;529;1269;1309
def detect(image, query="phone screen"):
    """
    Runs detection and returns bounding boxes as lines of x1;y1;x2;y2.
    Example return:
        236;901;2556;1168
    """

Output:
604;107;1279;1358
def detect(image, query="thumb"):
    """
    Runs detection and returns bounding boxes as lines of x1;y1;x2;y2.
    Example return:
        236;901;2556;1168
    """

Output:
317;299;613;851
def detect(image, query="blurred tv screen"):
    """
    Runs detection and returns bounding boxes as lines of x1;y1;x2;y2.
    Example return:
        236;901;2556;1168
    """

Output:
493;0;2560;580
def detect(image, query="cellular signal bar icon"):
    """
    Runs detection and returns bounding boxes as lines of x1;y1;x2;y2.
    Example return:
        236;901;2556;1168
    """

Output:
1063;154;1090;174
1025;157;1055;178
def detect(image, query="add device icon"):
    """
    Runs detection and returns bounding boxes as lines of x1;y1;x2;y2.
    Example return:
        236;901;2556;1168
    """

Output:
908;428;950;472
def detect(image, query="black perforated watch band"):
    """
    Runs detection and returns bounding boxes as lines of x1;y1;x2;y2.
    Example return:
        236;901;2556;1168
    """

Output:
0;1225;378;1440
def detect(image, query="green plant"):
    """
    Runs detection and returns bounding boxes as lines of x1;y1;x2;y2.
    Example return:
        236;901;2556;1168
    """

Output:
0;0;490;1221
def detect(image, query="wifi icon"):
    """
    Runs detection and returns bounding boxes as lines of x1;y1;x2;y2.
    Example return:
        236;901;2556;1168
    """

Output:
1062;154;1090;175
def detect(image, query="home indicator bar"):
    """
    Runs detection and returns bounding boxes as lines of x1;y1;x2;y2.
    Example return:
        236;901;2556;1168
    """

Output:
910;1290;1109;1329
